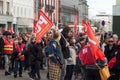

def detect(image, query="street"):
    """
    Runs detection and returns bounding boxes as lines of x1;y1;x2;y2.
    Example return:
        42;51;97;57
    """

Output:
0;70;47;80
0;69;81;80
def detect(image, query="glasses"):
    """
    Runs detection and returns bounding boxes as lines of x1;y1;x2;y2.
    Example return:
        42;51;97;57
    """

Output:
108;41;114;43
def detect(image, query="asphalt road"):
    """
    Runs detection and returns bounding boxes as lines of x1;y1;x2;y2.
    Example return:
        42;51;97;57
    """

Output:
0;69;82;80
0;69;47;80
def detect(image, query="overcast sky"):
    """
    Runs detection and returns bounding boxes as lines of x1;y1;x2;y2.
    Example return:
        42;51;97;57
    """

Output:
87;0;116;17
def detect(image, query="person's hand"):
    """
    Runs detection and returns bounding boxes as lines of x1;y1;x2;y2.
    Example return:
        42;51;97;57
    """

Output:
18;53;21;56
115;51;118;55
66;42;69;47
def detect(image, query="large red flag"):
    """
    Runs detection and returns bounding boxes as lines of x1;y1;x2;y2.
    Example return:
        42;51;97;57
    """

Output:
74;13;78;34
34;10;53;43
82;20;105;60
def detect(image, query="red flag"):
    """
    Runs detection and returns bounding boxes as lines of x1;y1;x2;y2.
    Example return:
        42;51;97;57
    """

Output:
8;27;14;34
34;10;53;43
82;20;105;60
108;56;116;69
82;20;99;46
74;13;78;34
33;21;38;33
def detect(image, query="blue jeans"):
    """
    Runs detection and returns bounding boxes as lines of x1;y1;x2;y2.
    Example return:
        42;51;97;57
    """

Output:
14;60;24;75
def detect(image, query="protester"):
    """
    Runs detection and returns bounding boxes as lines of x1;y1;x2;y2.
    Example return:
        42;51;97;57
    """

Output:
60;26;71;80
2;31;14;76
74;36;87;80
13;37;25;78
79;25;108;80
64;35;77;80
113;34;120;45
104;36;119;80
47;30;63;80
114;45;120;80
28;36;42;80
101;35;109;52
80;43;107;80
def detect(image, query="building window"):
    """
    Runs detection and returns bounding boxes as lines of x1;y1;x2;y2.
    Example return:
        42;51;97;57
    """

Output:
14;6;15;16
0;1;3;14
38;0;41;9
17;7;19;17
46;0;49;5
42;0;44;6
45;0;46;6
48;0;49;5
53;0;55;6
6;2;10;15
24;8;26;17
29;9;31;17
21;7;23;17
51;0;52;6
46;0;47;5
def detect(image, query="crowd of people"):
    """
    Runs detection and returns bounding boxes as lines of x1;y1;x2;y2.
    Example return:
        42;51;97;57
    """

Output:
0;25;120;80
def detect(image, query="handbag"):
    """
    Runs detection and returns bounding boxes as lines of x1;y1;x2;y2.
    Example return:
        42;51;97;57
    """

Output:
97;65;110;80
89;47;110;80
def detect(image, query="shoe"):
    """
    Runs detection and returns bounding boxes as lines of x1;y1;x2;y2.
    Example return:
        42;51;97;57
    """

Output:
14;74;17;78
19;74;22;77
5;72;11;76
28;72;32;78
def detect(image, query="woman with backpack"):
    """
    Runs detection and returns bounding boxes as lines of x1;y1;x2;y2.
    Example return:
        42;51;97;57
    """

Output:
47;30;63;80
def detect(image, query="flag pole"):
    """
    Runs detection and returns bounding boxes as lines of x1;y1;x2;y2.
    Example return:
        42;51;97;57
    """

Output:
60;33;68;43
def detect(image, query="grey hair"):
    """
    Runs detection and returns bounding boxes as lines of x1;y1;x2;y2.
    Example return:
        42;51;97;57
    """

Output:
113;34;118;39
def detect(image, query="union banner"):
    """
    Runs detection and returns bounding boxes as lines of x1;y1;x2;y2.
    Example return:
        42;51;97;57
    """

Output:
34;10;53;43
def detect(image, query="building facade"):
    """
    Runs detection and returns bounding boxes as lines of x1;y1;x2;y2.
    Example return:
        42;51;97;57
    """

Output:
78;0;89;24
35;0;59;26
95;13;112;32
13;0;34;33
0;0;13;31
116;0;120;5
34;0;88;28
112;0;120;38
60;0;88;25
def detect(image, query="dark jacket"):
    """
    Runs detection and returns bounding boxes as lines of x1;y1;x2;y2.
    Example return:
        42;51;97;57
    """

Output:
114;45;120;69
60;32;70;59
104;44;119;62
29;43;42;63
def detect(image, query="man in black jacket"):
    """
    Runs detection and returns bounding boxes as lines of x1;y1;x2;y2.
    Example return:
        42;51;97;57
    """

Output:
28;37;42;80
104;37;119;80
60;26;71;80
